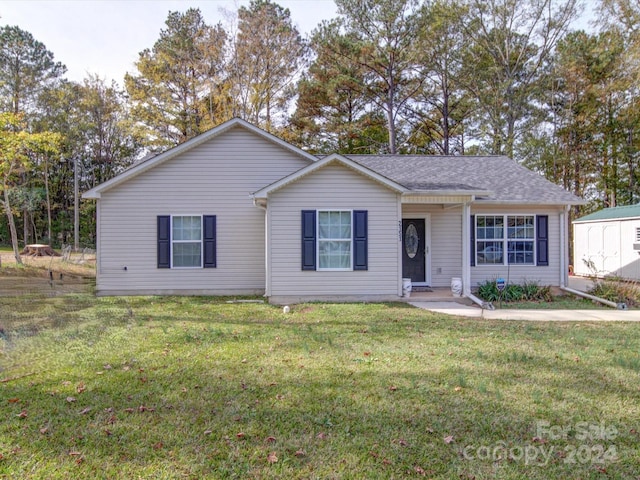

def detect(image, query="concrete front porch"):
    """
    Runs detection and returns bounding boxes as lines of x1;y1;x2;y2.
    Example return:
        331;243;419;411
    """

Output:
398;287;474;304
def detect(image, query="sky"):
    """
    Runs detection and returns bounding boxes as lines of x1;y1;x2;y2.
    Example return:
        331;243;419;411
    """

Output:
0;0;338;84
1;0;596;86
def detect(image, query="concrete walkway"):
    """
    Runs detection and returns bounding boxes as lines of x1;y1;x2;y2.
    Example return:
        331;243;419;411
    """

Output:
408;301;640;321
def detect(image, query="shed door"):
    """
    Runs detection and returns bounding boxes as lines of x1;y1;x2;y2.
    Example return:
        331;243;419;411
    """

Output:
402;219;426;283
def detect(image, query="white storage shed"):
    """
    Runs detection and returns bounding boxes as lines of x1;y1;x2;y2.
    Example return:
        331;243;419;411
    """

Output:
573;204;640;279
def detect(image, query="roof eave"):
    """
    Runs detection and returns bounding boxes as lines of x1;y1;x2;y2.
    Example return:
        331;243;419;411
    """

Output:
403;189;493;197
476;199;586;206
574;214;640;223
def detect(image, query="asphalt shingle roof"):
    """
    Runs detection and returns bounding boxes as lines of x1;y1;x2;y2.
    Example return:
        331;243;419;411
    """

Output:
574;203;640;222
347;155;583;204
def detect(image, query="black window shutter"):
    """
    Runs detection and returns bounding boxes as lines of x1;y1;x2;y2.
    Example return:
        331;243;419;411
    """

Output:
157;215;171;268
301;210;316;270
536;215;549;266
353;210;368;270
470;215;476;267
203;215;216;268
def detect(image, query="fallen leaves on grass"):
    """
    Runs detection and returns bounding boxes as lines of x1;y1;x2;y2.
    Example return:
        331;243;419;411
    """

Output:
444;435;454;444
414;465;427;476
267;451;278;463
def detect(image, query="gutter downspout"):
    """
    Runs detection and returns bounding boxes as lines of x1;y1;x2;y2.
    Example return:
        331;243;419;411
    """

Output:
558;205;625;308
397;194;403;297
462;198;494;310
560;286;627;309
252;197;269;298
461;199;472;297
560;205;570;288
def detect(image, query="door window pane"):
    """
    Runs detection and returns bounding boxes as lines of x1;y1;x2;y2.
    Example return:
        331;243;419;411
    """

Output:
405;223;419;259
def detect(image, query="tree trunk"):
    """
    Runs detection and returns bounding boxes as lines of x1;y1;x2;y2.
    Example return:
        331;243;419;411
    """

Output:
3;183;23;265
442;75;450;155
44;158;52;242
386;93;396;154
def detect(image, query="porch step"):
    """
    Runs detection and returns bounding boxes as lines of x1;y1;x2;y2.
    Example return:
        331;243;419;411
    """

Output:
402;288;474;305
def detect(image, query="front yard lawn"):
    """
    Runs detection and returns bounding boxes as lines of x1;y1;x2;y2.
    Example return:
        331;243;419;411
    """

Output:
1;295;639;479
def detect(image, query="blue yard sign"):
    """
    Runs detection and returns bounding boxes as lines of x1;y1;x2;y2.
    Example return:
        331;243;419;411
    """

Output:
496;278;506;292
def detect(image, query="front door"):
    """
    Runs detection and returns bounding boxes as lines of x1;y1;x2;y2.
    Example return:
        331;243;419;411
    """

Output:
402;218;426;283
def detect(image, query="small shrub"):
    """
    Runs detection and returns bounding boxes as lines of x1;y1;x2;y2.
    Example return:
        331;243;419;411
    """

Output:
476;279;552;303
589;279;640;307
504;284;524;302
477;279;500;302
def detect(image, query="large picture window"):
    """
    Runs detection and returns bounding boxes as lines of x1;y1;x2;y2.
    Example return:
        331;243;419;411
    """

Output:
476;215;535;265
318;210;352;270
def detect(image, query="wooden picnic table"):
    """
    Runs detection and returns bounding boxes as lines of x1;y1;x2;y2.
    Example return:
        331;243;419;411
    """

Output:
20;244;61;257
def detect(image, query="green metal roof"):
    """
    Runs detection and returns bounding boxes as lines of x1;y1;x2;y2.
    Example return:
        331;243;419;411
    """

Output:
574;203;640;222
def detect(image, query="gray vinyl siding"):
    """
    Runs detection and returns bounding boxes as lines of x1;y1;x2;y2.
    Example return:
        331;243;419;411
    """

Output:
268;163;401;298
470;205;563;287
95;126;310;295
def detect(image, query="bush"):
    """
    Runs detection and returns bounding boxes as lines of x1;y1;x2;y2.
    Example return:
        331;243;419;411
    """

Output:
476;279;552;303
589;279;640;308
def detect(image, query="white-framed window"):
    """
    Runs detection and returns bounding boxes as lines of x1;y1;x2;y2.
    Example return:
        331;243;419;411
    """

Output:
317;210;352;270
476;215;535;265
636;227;640;242
172;215;202;268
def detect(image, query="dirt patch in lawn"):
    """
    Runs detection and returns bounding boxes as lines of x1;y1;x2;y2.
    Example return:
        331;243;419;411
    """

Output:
0;251;95;296
0;275;92;297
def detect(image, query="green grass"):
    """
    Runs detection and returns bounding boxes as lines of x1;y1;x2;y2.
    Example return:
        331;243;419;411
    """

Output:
1;294;639;479
496;297;610;310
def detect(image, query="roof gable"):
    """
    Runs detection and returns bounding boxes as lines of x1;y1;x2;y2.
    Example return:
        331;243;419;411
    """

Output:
574;203;640;223
83;118;318;199
252;154;408;199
